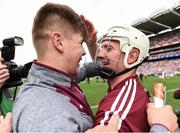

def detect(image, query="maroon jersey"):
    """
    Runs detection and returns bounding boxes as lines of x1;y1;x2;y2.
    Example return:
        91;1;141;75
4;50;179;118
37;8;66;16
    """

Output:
94;75;151;132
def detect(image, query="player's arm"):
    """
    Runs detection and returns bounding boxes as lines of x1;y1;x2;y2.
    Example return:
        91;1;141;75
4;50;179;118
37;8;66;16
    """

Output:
80;15;98;60
76;16;100;82
77;62;100;83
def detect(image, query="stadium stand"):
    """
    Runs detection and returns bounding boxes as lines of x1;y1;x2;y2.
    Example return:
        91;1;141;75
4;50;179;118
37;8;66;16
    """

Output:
132;1;180;77
132;1;180;35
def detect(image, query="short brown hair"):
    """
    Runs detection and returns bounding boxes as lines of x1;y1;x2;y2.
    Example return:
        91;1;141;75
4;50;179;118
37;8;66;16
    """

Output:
32;3;88;45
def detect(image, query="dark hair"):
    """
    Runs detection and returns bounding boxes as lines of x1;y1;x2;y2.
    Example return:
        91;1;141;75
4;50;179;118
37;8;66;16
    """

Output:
32;3;88;43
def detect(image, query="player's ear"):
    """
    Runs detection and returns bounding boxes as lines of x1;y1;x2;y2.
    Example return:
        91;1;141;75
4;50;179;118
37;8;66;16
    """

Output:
127;48;139;64
51;32;64;52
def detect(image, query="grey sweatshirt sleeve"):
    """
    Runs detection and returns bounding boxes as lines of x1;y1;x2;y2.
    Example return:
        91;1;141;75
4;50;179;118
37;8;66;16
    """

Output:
150;124;170;132
77;62;100;83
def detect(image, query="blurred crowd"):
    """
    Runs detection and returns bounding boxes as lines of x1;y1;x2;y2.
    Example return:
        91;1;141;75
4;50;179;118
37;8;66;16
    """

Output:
137;28;180;76
150;28;180;48
137;58;180;76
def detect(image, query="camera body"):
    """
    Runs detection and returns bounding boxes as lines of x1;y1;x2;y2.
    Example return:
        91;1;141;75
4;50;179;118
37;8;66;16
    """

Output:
0;36;33;116
1;36;30;88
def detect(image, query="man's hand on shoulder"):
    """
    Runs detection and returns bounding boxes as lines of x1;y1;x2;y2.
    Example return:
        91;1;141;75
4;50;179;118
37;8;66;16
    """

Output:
0;112;12;133
86;115;119;132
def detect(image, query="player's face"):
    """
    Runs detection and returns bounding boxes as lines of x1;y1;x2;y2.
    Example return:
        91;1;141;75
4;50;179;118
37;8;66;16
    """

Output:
63;33;85;76
96;39;125;73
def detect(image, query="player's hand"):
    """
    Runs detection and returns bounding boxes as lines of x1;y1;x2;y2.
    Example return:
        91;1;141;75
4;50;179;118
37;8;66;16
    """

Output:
80;15;97;45
86;115;119;132
147;103;178;132
0;64;9;88
0;112;12;133
80;15;98;60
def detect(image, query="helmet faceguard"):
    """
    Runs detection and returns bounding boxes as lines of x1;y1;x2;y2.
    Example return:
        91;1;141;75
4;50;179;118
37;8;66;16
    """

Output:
95;25;150;79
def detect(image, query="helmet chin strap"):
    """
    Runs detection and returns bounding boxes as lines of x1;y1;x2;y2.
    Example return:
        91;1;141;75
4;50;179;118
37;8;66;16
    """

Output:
98;63;139;79
110;64;138;78
97;66;116;79
97;56;119;79
97;55;141;79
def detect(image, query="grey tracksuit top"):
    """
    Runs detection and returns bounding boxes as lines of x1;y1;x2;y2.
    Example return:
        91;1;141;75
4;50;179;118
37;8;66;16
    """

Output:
12;61;93;132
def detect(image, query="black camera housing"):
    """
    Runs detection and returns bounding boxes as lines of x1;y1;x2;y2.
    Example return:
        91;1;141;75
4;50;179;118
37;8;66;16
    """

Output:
1;36;31;88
